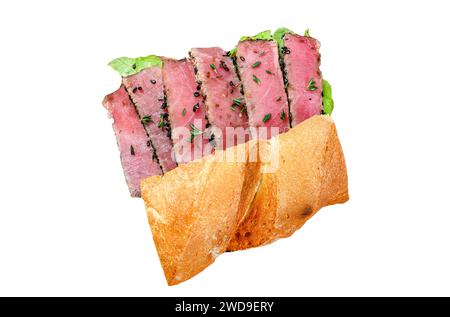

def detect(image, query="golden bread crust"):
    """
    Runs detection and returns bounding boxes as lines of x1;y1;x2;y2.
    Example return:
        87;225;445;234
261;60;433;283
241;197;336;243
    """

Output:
141;115;348;284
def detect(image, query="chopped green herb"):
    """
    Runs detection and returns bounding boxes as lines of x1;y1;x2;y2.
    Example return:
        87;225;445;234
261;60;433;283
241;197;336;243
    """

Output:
251;61;261;68
304;28;311;37
189;123;202;135
253;74;261;84
210;63;217;72
265;70;273;75
230;105;236;111
189;123;203;143
181;108;186;117
262;113;271;123
306;78;318;91
130;145;135;156
158;113;167;128
233;98;242;106
141;115;153;124
280;110;286;120
193;103;200;112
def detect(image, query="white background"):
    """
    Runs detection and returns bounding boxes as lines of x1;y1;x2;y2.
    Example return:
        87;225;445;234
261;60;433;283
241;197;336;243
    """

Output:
0;0;449;296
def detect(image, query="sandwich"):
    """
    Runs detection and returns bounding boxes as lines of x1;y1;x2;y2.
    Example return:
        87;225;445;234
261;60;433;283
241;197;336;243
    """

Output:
103;28;348;285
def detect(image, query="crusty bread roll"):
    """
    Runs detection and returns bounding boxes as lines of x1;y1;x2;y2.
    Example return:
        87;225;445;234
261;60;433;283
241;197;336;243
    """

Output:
141;141;263;285
141;115;348;285
227;115;348;250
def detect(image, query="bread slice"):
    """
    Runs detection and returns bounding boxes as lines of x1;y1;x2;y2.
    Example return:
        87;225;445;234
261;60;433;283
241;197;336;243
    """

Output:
141;115;348;284
141;141;263;285
228;115;348;250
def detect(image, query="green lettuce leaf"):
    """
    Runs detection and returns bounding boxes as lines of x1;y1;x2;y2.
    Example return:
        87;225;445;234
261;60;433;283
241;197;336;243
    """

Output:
228;30;273;57
273;27;295;51
228;47;237;57
108;55;162;77
322;79;334;115
239;30;273;42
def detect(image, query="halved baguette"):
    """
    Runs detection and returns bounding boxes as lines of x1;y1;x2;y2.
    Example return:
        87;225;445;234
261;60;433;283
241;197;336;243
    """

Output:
141;141;263;285
228;115;348;250
141;115;348;285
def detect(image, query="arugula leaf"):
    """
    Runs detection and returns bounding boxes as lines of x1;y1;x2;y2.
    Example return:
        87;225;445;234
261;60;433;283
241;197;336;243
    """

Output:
108;55;162;77
273;27;295;52
322;79;334;115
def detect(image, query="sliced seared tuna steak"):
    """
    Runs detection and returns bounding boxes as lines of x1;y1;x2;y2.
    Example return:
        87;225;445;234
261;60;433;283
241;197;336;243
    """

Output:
103;85;162;197
190;47;249;149
283;33;322;125
162;58;210;163
122;67;177;173
236;39;289;139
